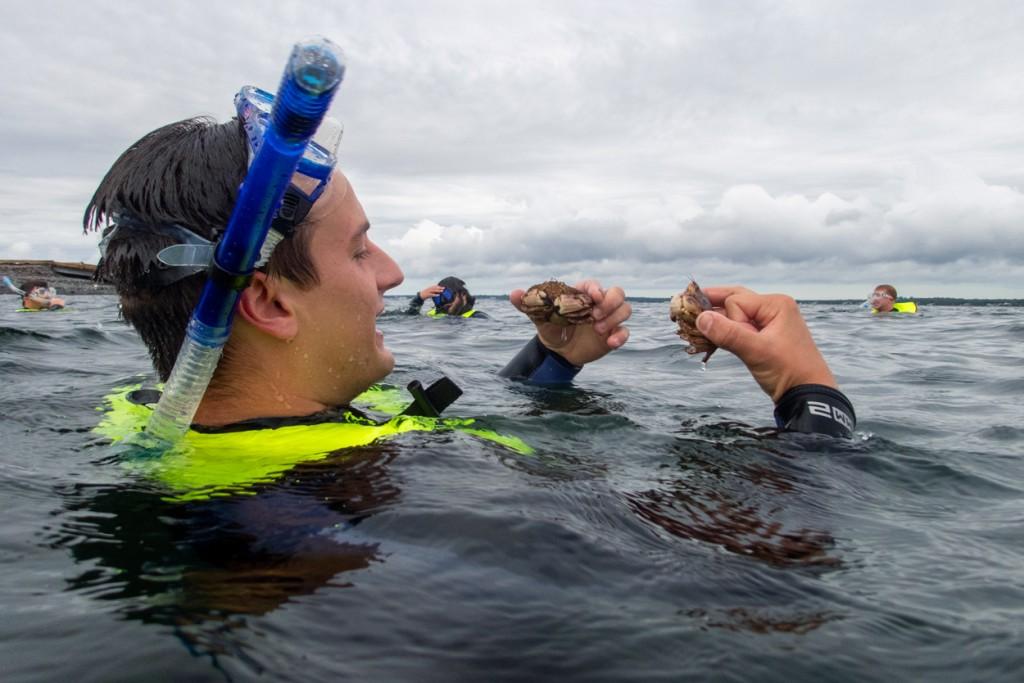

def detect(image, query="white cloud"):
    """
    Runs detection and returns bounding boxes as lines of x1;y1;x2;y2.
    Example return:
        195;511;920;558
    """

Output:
1;1;1023;296
382;160;1024;296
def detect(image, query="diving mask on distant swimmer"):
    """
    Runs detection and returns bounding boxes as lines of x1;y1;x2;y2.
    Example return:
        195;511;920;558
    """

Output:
432;288;455;310
27;286;57;301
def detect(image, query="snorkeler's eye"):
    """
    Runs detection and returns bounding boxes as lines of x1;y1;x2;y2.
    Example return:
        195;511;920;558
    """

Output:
354;248;371;261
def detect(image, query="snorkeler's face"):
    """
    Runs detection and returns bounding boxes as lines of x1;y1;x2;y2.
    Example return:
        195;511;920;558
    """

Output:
24;287;61;310
447;291;468;314
289;171;404;403
870;290;894;312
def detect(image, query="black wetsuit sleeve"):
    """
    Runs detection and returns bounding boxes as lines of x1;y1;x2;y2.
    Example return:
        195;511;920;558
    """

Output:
774;384;856;438
405;294;425;315
499;335;581;385
469;310;490;319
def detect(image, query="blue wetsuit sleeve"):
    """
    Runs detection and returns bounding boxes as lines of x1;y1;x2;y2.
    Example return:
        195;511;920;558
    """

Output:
499;335;582;385
774;384;856;438
405;294;425;315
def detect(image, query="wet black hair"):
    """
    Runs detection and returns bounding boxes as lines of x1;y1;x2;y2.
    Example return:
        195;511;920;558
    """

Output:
437;275;475;315
83;117;319;381
18;279;49;294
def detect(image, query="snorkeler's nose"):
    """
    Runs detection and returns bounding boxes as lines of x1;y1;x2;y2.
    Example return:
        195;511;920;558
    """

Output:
379;249;403;292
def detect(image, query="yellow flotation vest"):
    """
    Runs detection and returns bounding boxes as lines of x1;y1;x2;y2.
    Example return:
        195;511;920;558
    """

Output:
427;308;478;318
873;301;918;314
94;384;531;502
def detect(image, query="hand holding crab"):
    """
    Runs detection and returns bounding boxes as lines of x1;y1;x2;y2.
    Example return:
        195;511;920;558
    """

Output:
511;279;631;367
686;285;838;402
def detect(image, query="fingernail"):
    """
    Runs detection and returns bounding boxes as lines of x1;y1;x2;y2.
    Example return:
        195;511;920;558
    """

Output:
697;311;713;334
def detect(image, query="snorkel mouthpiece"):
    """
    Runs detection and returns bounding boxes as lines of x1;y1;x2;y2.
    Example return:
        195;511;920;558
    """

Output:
145;37;344;445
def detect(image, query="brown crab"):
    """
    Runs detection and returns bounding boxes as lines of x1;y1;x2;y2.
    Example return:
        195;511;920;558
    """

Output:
520;280;595;326
669;279;717;363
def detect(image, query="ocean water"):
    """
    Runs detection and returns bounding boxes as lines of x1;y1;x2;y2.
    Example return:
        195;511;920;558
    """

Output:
2;295;1022;681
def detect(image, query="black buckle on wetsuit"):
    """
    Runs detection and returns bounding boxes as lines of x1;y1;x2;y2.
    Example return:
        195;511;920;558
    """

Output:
126;388;163;405
401;377;463;417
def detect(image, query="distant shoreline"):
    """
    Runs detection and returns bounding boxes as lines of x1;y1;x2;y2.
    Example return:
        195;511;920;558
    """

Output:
3;261;1021;304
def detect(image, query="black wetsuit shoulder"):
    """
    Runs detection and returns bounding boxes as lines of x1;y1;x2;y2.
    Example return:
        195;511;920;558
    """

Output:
499;335;581;384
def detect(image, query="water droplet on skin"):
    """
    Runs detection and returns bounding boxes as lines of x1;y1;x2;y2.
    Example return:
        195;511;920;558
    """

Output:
560;328;568;342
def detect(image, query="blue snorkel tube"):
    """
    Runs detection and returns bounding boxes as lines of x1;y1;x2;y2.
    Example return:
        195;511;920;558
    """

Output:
145;37;345;444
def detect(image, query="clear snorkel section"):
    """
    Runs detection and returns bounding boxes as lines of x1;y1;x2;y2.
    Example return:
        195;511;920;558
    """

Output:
144;37;345;445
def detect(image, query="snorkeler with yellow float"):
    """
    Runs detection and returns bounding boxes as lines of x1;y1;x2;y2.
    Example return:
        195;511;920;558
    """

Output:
3;276;66;311
86;37;627;498
867;284;917;314
406;276;489;318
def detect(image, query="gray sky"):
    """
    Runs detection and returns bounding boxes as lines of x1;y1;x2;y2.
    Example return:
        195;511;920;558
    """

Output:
2;0;1022;297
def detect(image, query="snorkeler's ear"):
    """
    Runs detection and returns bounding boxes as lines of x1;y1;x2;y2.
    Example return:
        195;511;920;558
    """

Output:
236;272;299;341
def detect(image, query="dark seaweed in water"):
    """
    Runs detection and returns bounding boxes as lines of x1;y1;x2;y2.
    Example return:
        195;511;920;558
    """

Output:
2;296;1023;681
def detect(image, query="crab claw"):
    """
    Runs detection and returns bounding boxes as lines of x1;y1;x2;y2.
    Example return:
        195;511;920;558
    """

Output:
669;279;717;364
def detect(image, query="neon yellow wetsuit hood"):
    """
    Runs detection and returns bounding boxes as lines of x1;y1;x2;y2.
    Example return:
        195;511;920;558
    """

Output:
94;384;531;502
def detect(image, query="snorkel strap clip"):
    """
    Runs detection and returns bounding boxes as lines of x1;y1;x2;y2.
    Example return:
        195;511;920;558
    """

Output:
271;189;313;238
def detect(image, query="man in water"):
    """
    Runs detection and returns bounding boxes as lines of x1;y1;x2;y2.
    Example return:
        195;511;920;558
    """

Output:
869;284;917;314
85;119;628;426
18;280;65;310
85;116;853;438
406;276;488;318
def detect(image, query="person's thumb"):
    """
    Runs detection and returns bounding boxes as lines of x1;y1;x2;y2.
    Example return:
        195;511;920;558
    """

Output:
697;310;756;356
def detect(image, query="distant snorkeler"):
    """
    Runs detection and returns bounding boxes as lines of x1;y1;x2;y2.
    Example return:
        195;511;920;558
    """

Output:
867;284;917;314
3;277;66;311
407;276;489;318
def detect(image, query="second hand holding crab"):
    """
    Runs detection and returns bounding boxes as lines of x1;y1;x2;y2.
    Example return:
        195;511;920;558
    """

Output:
510;279;632;367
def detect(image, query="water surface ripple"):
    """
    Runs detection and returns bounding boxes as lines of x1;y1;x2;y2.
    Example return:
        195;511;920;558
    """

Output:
1;296;1022;681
